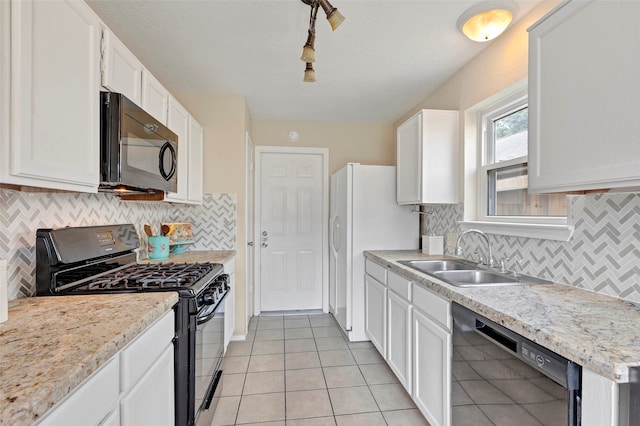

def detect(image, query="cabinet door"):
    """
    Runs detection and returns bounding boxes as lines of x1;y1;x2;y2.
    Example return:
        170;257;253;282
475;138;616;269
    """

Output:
37;358;119;426
528;1;640;193
387;290;412;393
141;69;168;124
101;29;142;106
396;110;459;205
187;116;204;203
5;0;100;191
224;274;235;352
165;96;190;202
413;308;451;426
396;112;422;205
364;274;387;356
120;345;174;426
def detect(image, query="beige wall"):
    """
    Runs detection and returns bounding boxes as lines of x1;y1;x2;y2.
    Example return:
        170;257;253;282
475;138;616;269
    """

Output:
252;119;395;174
396;0;561;124
174;92;250;336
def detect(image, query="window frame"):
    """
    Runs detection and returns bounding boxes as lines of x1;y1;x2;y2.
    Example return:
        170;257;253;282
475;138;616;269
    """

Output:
460;82;574;241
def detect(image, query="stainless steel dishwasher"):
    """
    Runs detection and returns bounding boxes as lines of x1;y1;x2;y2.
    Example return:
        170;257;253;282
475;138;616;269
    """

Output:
452;303;581;425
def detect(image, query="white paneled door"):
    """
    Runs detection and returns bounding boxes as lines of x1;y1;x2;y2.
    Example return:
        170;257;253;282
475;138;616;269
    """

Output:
258;151;325;311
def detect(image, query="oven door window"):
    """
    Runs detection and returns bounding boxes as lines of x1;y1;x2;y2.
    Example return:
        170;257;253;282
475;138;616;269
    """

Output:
194;308;224;413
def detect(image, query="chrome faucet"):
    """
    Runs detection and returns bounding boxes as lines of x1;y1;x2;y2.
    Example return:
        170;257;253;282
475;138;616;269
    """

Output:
455;229;495;268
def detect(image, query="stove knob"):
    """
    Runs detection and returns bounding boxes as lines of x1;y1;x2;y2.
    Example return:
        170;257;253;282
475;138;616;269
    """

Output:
201;291;216;305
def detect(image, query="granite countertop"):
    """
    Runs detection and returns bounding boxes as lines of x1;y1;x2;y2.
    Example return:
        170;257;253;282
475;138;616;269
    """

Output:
141;249;236;265
365;250;640;383
0;292;178;425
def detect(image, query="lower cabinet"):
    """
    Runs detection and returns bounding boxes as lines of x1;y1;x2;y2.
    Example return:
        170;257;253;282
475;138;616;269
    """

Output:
412;307;451;426
120;345;174;425
387;289;412;393
364;259;452;426
364;274;387;355
37;310;175;426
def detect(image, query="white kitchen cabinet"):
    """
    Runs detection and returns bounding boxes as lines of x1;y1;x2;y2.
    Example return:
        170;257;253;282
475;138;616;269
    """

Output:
141;69;169;124
101;29;143;106
165;96;190;203
120;345;174;426
36;310;175;426
412;305;451;426
223;258;236;351
102;28;170;125
396;109;459;205
187;116;204;204
364;273;387;356
37;357;119;426
387;286;412;393
164;108;204;204
1;0;101;192
528;0;640;193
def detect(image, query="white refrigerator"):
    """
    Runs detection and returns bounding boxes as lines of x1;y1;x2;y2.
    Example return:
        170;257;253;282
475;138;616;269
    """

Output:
329;163;419;341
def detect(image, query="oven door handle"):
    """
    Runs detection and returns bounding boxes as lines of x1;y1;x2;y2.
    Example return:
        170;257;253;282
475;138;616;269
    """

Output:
196;292;228;325
202;370;223;410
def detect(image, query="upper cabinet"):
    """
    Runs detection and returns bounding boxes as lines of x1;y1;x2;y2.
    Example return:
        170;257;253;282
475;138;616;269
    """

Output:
141;70;169;125
165;97;190;203
101;29;143;107
528;0;640;193
0;0;101;192
101;29;169;125
187;116;204;204
396;110;459;205
165;97;203;204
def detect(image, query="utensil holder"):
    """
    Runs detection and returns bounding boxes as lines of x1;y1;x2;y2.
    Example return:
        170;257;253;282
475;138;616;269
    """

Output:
148;236;170;260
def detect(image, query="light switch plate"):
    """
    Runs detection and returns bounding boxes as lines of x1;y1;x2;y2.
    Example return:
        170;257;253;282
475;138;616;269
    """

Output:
446;233;458;247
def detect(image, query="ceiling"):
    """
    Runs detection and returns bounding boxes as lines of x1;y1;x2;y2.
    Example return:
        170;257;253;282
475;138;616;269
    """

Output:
87;0;540;123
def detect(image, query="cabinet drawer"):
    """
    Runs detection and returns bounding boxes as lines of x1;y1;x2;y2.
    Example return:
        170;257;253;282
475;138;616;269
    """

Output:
120;310;174;392
388;270;411;301
412;284;450;331
365;259;387;284
37;357;119;426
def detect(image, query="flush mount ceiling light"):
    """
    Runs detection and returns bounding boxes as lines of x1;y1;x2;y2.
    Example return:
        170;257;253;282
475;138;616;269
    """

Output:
457;1;516;42
300;0;345;82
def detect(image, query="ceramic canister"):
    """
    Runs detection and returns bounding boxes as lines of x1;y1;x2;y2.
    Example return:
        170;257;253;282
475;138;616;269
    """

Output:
148;236;170;260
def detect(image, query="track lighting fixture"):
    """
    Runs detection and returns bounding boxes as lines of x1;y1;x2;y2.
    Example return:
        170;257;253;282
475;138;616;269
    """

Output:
300;0;344;82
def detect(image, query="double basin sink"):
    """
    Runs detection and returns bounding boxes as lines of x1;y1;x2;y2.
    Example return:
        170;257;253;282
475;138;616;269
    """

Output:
398;259;553;287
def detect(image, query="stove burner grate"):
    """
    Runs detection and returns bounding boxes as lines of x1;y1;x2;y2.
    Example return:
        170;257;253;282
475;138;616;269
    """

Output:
77;262;216;291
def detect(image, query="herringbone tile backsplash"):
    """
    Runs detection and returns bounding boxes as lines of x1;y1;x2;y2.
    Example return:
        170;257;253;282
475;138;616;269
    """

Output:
0;190;236;299
426;192;640;303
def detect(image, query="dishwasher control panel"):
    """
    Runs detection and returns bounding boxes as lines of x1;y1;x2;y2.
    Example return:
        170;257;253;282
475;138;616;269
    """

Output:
520;341;568;387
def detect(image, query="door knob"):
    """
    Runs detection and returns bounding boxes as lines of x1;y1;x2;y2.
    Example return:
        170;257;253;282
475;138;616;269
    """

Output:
261;241;268;248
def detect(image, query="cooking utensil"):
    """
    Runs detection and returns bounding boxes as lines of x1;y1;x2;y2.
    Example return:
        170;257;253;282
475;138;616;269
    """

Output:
161;224;171;236
143;224;154;237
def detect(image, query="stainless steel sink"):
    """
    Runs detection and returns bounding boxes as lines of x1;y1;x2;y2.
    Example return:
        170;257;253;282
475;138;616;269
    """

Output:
398;259;476;272
398;259;553;287
432;270;518;286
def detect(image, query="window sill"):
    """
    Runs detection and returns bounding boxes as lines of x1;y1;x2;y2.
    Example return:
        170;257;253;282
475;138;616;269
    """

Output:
459;220;574;241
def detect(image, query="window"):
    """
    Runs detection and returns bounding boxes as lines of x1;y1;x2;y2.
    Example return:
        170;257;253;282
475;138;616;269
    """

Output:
479;91;567;224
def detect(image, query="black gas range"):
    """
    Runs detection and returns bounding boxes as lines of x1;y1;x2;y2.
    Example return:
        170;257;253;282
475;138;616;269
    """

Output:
35;224;228;426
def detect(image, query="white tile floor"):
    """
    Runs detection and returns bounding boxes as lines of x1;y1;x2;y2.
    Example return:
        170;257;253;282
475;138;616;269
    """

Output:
211;313;429;426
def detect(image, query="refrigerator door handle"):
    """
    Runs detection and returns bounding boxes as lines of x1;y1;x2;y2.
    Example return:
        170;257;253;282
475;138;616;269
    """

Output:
331;216;341;254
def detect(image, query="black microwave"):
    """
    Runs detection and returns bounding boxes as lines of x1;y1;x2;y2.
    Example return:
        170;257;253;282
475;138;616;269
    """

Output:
99;91;178;194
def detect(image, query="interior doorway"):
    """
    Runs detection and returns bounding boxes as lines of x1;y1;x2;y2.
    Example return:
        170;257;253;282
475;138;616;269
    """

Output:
254;147;328;313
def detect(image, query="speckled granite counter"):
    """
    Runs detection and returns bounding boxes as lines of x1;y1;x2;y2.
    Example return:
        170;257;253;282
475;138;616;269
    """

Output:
141;249;236;265
0;292;178;425
365;250;640;383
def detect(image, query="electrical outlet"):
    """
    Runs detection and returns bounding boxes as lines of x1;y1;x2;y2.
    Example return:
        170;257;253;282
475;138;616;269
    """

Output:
446;233;458;247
